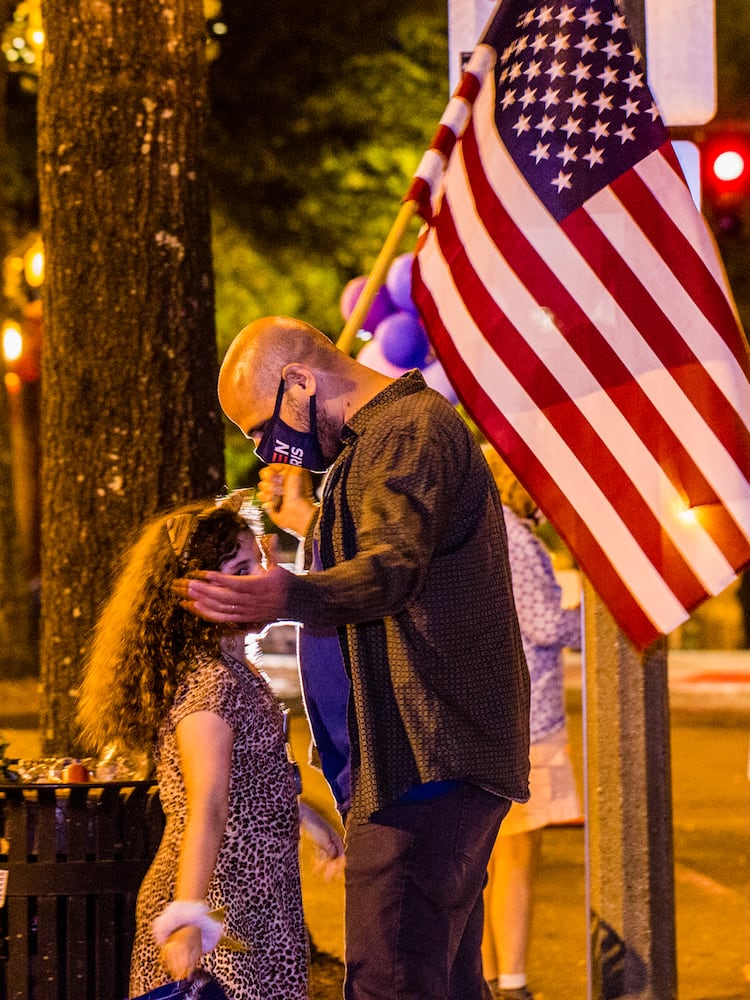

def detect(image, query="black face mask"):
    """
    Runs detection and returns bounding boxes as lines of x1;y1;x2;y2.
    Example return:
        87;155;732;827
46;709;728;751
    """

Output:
254;378;329;473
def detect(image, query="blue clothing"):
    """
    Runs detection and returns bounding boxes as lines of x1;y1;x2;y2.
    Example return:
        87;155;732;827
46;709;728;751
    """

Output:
297;623;352;815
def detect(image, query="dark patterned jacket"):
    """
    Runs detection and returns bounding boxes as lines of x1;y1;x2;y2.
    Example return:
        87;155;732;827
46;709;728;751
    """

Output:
286;371;530;821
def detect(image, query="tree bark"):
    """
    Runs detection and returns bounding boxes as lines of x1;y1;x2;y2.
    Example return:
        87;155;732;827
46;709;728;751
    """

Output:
37;0;224;752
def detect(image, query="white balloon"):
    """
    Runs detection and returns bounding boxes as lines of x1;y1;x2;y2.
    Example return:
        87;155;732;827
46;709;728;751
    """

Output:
421;358;459;404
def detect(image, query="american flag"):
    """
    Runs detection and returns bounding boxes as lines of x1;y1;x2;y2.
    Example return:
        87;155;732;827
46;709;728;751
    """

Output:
408;0;750;649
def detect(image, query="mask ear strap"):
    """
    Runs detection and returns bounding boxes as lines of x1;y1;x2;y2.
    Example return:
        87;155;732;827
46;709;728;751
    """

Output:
272;377;285;416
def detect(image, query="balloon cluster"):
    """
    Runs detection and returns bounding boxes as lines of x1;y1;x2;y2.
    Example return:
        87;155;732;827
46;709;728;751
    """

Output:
340;253;458;404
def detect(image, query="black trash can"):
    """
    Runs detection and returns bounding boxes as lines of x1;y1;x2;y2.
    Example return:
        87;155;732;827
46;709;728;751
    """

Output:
0;779;164;1000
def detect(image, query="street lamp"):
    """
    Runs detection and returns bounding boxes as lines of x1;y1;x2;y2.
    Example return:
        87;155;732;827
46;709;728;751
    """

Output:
23;239;44;289
2;320;22;362
2;320;23;395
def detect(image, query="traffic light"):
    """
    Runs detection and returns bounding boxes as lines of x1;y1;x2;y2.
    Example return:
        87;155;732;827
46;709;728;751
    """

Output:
698;123;750;235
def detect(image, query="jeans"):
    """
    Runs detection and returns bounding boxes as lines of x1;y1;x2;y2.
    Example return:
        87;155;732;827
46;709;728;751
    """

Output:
344;782;511;999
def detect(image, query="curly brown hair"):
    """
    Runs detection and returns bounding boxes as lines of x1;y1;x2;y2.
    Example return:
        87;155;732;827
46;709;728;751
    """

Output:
77;496;254;755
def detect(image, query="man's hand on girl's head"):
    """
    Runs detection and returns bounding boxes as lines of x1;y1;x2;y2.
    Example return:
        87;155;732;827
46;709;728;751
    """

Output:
171;564;293;628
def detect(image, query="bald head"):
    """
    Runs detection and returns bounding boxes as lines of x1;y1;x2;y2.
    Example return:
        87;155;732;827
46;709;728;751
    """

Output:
218;315;368;444
220;317;340;404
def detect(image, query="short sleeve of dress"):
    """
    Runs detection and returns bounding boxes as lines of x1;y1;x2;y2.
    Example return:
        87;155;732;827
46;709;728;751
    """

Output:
169;658;242;731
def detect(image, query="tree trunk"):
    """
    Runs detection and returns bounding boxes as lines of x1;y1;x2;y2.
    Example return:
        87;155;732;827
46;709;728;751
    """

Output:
37;0;224;752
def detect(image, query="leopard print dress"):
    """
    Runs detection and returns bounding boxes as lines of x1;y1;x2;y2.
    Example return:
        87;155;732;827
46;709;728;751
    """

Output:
129;653;308;1000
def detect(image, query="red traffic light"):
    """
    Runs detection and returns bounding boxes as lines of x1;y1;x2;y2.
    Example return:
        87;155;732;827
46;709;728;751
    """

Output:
710;149;747;184
695;123;750;234
705;140;750;194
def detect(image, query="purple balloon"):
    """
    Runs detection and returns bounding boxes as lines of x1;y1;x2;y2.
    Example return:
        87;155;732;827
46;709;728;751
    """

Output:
375;311;431;369
356;338;408;377
340;276;396;333
339;276;367;320
386;253;418;314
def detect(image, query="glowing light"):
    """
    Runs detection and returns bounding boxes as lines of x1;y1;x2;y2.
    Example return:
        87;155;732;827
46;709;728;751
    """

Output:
4;372;21;394
31;30;44;47
712;150;746;183
676;506;699;527
212;21;228;34
24;241;44;287
2;322;23;363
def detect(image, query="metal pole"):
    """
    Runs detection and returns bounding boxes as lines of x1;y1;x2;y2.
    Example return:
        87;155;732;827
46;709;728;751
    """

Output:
583;580;677;999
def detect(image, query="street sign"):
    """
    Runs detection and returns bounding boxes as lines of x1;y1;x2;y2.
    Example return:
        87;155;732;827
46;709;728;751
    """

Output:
645;0;716;126
674;140;701;209
447;0;495;90
448;0;716;127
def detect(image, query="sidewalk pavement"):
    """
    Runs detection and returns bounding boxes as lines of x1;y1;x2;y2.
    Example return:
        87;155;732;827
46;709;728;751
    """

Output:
265;646;750;723
562;647;750;721
2;646;750;760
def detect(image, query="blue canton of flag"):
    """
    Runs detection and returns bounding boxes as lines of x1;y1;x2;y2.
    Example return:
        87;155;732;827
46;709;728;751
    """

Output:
489;0;668;220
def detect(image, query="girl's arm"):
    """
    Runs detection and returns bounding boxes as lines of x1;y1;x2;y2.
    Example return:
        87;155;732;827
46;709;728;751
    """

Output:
156;711;232;981
298;799;345;881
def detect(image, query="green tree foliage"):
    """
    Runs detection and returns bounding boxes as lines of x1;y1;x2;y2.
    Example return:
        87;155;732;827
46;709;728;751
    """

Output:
207;2;448;486
716;0;750;117
208;0;447;340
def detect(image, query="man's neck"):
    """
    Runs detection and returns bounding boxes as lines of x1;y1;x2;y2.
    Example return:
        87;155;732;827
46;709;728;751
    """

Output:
348;367;395;417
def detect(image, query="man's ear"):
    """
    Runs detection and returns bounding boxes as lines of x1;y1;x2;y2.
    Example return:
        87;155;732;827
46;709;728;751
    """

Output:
281;363;317;396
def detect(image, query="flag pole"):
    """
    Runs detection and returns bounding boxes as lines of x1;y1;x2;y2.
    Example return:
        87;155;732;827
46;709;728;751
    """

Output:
336;200;419;355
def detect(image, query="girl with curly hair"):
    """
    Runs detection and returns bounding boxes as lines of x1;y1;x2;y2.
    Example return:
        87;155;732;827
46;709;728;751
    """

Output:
78;493;309;1000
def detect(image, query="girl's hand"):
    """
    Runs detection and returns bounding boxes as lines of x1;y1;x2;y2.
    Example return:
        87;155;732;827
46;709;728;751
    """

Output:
160;924;203;981
299;801;346;881
257;465;319;539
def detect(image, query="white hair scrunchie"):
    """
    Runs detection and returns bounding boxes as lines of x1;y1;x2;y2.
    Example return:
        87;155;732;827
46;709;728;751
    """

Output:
152;900;224;954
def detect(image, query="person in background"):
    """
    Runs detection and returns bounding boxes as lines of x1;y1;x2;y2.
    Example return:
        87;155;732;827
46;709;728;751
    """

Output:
480;446;582;1000
174;315;530;1000
77;492;341;1000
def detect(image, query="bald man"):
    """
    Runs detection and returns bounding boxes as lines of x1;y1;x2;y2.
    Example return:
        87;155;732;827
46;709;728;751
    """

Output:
175;315;530;1000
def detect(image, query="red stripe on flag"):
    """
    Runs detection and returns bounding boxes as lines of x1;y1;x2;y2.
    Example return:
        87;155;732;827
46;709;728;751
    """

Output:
454;70;482;106
431;124;459;161
404;177;433;220
427;196;711;609
611;154;750;374
457;123;750;569
412;264;663;648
